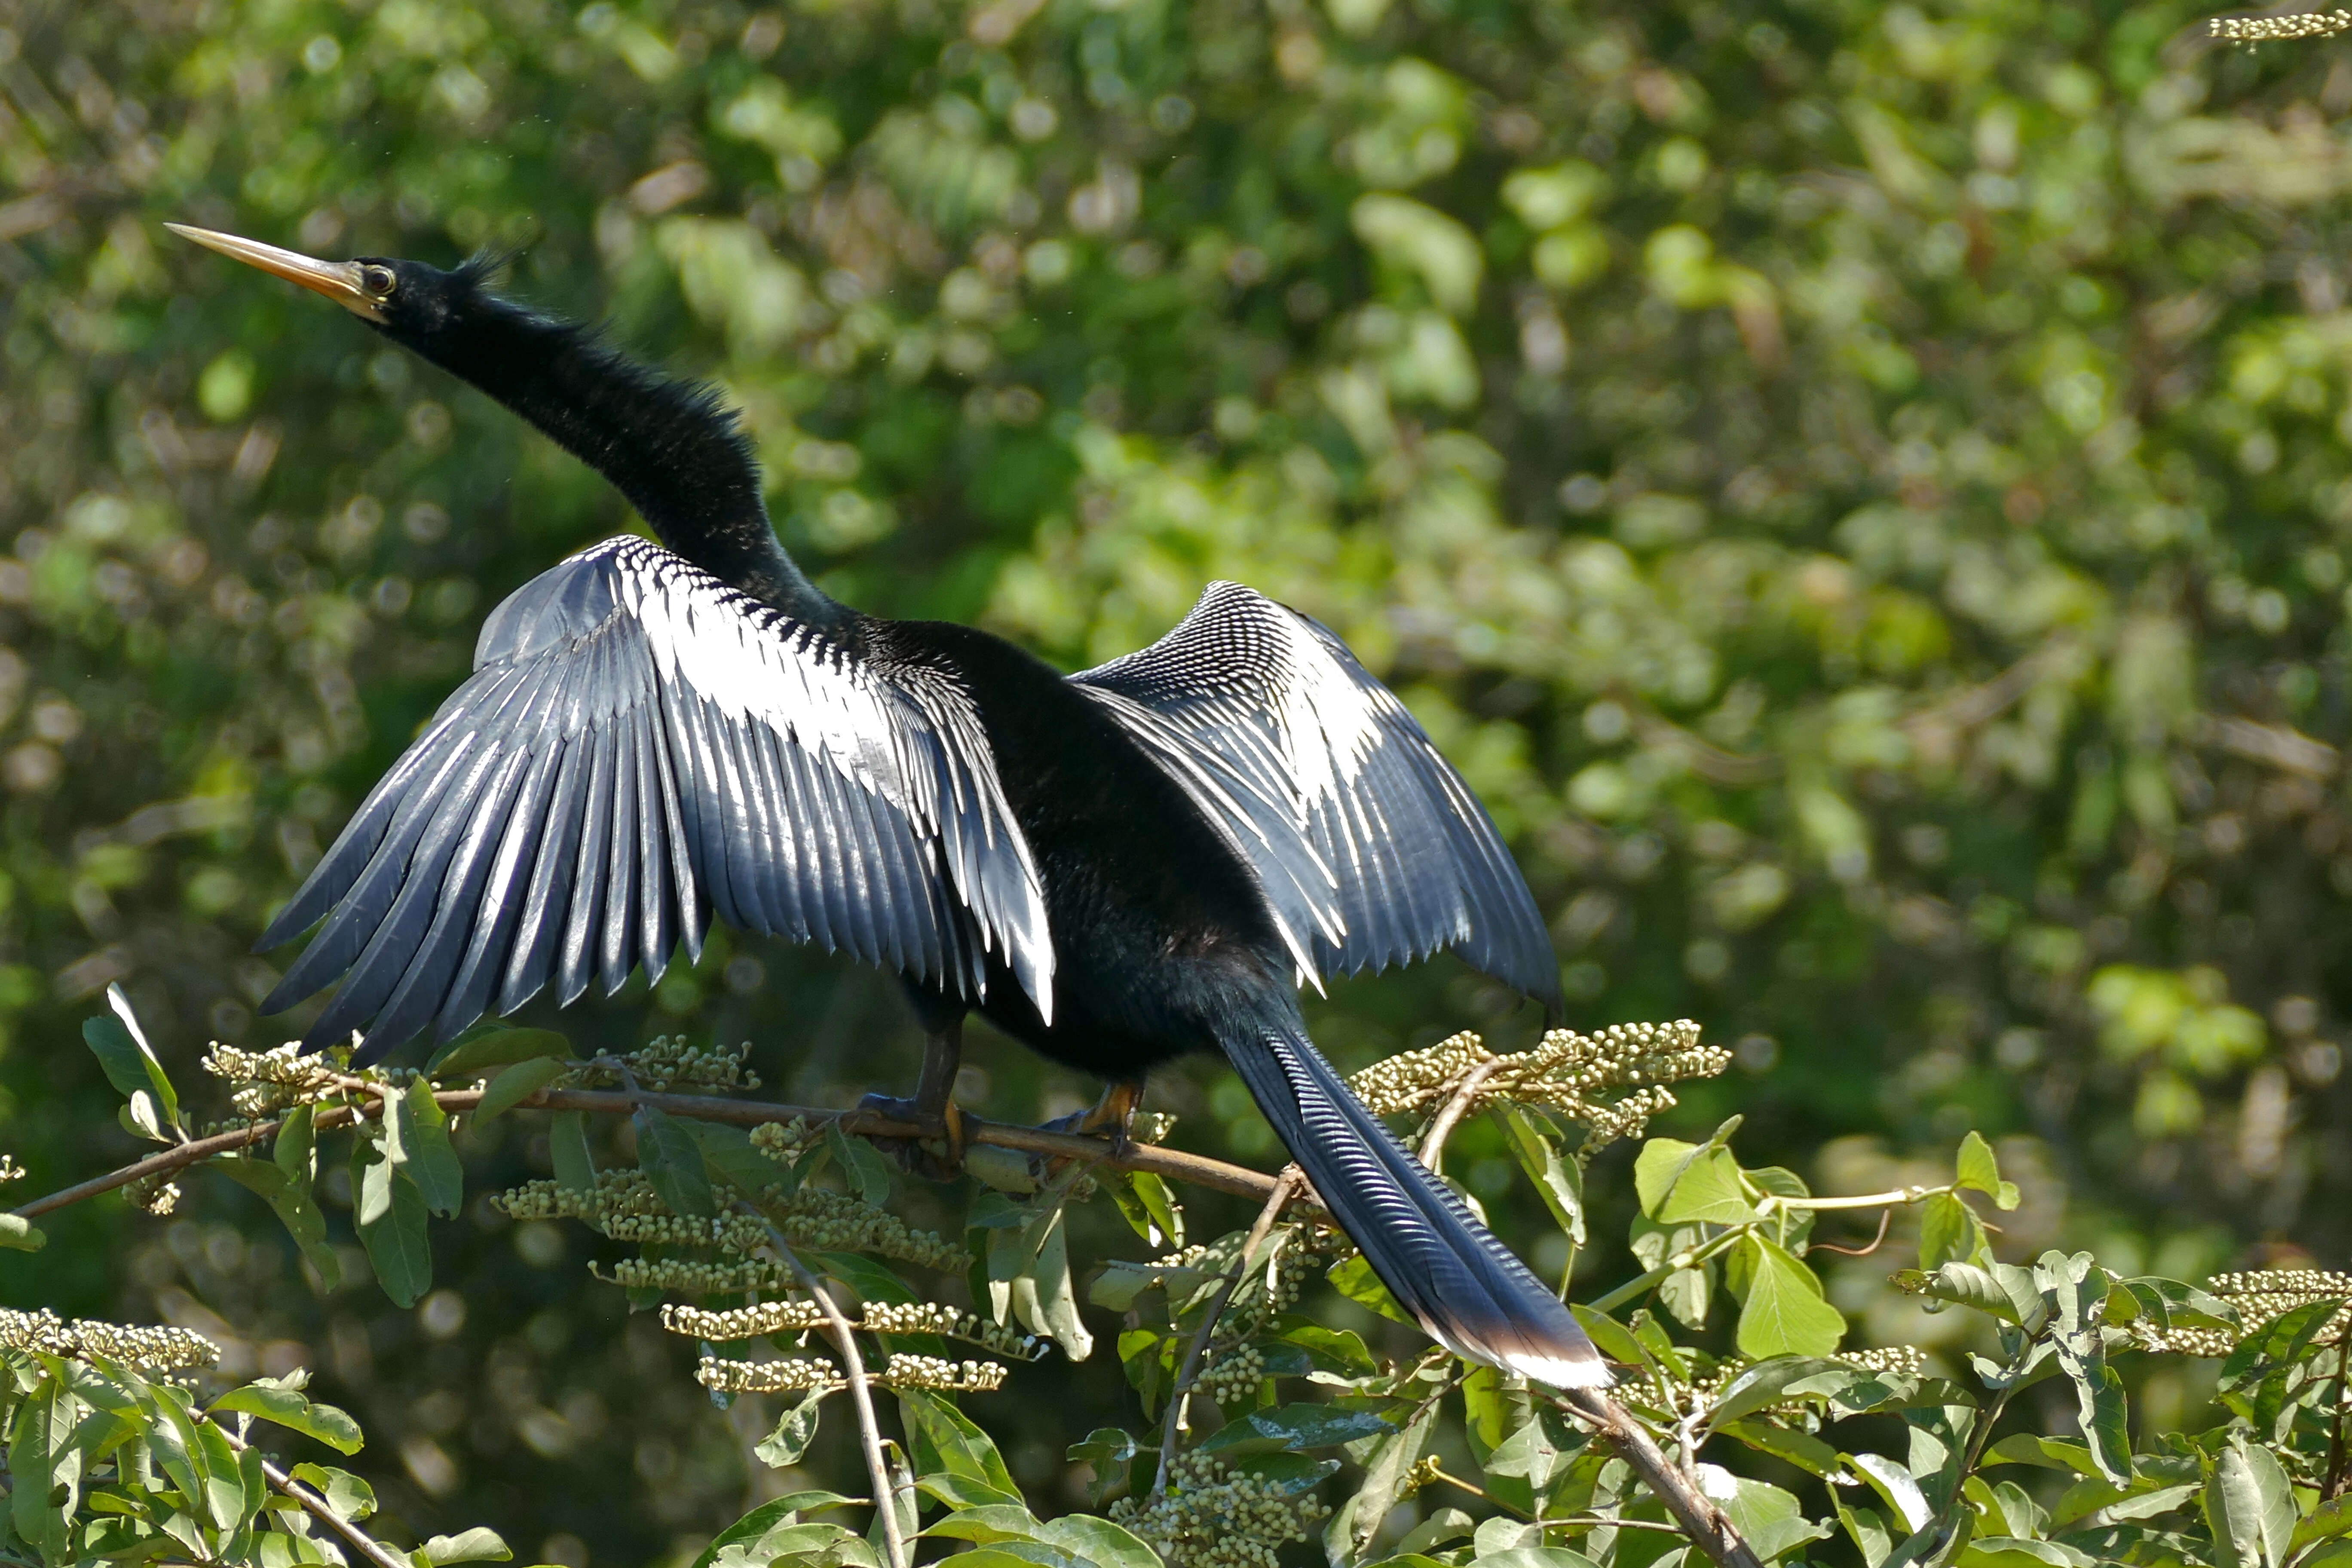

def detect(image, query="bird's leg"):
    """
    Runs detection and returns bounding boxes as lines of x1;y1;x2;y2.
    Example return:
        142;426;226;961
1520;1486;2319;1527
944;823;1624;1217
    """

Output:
1039;1079;1144;1160
858;1022;965;1180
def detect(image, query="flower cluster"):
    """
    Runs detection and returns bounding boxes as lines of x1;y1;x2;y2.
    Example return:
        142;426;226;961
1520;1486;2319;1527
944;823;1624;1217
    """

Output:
1;1153;23;1182
587;1035;762;1093
1109;1451;1331;1568
0;1307;220;1371
858;1301;1044;1359
879;1354;1007;1392
600;1256;794;1295
2184;1269;2352;1354
772;1187;969;1271
1347;1020;1725;1154
2210;9;2352;43
1836;1345;1929;1379
697;1355;843;1394
750;1117;827;1165
1198;1344;1266;1406
200;1041;343;1118
496;1170;689;1230
125;1173;181;1216
663;1299;829;1341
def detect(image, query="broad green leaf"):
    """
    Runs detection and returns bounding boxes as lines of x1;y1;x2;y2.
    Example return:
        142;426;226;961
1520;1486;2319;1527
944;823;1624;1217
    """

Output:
1464;1551;1602;1568
420;1526;512;1563
208;1382;363;1455
275;1103;316;1185
427;1026;572;1079
401;1079;463;1217
635;1104;714;1217
0;1213;44;1251
2039;1251;2127;1485
213;1155;340;1288
9;1373;82;1557
356;1160;432;1307
920;1502;1048;1544
549;1112;596;1194
1067;1428;1147;1509
1327;1252;1411;1323
1032;1513;1162;1568
690;1493;864;1568
1984;1435;2102;1477
1130;1170;1184;1250
1954;1130;2021;1210
290;1463;377;1520
753;1388;827;1468
2205;1436;2295;1568
1706;1355;1859;1425
826;1121;894;1207
1324;1400;1434;1563
1850;1452;1933;1534
685;1119;788;1198
1501;1106;1585;1247
1631;1117;1743;1216
1568;1304;1648;1370
1714;1470;1834;1562
1894;1261;2046;1330
1482;1408;1580;1500
472;1056;570;1124
1199;1403;1397;1456
1959;1540;2093;1568
1009;1204;1090;1359
1733;1236;1844;1358
1719;1416;1845;1478
2293;1494;2352;1555
1918;1191;1989;1271
1656;1145;1757;1225
353;1124;396;1227
897;1387;1018;1501
90;983;181;1130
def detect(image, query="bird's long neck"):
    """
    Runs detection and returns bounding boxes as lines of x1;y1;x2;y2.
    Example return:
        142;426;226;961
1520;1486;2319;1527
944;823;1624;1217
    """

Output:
406;296;841;626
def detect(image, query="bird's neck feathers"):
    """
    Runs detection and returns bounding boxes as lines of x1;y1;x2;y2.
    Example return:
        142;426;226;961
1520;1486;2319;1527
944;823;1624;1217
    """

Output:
405;291;841;626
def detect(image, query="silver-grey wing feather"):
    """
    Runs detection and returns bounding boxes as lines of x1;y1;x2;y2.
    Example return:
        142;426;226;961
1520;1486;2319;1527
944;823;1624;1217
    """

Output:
259;536;1051;1061
1071;580;1559;1012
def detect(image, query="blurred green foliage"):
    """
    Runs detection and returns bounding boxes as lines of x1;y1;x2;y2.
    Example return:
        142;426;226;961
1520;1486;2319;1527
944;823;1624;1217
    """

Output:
4;0;2352;1558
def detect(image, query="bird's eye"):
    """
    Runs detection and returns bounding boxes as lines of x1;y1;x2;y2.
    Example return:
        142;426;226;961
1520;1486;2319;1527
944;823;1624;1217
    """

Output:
361;264;396;296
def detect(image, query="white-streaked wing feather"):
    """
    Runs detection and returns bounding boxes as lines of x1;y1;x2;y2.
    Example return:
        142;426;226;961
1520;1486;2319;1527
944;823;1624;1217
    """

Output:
1071;580;1561;1011
260;536;1051;1060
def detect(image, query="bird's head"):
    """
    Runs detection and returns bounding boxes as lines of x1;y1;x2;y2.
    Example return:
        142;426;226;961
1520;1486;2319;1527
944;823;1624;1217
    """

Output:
166;223;495;346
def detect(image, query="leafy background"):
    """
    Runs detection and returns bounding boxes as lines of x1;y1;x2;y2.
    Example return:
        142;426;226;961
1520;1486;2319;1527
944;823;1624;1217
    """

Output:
0;0;2347;1559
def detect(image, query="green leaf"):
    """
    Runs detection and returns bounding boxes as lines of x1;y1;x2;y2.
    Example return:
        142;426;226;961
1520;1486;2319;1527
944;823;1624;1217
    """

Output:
1850;1452;1933;1534
473;1056;570;1124
1716;1472;1834;1562
0;1213;44;1251
753;1388;828;1468
419;1526;512;1563
1631;1117;1743;1216
1894;1261;2046;1330
1324;1400;1434;1563
213;1155;340;1288
1199;1403;1397;1456
9;1373;82;1557
1031;1513;1163;1568
1129;1170;1184;1250
275;1102;317;1185
1327;1252;1411;1323
1067;1428;1148;1509
208;1382;364;1455
685;1119;788;1198
549;1111;596;1194
89;983;181;1130
1959;1540;2094;1568
290;1463;377;1520
1984;1435;2103;1477
826;1121;895;1207
897;1388;1018;1501
1501;1106;1585;1248
427;1026;572;1079
1719;1416;1846;1479
1918;1192;1989;1271
355;1157;432;1307
690;1493;864;1568
1463;1551;1602;1568
635;1105;714;1217
1656;1145;1757;1225
2205;1435;2295;1568
2292;1493;2352;1555
1008;1203;1090;1359
1733;1236;1845;1357
401;1079;463;1217
1954;1130;2021;1210
2038;1251;2128;1485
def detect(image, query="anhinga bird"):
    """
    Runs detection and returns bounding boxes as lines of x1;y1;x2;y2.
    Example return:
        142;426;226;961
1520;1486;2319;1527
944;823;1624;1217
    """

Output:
170;223;1608;1388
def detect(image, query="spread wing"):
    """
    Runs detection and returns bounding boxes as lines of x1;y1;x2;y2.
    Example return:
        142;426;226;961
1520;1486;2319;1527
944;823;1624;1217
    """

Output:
1071;581;1560;1014
258;536;1051;1063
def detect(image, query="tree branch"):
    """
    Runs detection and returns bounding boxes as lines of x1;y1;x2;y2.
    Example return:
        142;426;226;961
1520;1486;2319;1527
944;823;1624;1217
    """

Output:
11;1083;1285;1223
205;1418;410;1568
1418;1056;1506;1170
1558;1390;1764;1568
750;1213;910;1568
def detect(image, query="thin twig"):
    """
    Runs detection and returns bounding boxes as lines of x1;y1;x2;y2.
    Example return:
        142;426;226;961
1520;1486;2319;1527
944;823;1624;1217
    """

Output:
205;1418;409;1568
1811;1208;1895;1258
1155;1166;1301;1496
12;1082;1287;1222
1418;1055;1506;1170
749;1211;910;1568
1557;1390;1764;1568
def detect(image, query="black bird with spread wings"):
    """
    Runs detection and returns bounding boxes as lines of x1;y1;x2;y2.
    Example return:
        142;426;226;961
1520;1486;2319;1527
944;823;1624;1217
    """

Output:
171;224;1605;1388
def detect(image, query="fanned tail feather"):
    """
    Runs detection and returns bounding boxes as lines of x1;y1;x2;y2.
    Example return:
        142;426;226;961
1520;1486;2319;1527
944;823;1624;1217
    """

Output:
1222;1017;1610;1389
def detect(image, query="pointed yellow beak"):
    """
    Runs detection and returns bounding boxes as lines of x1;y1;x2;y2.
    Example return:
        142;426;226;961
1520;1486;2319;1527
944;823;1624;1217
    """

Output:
166;223;387;323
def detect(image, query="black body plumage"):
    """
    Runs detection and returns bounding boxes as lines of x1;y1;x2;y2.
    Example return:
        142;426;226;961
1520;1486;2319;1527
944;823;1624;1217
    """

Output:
226;244;1606;1388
